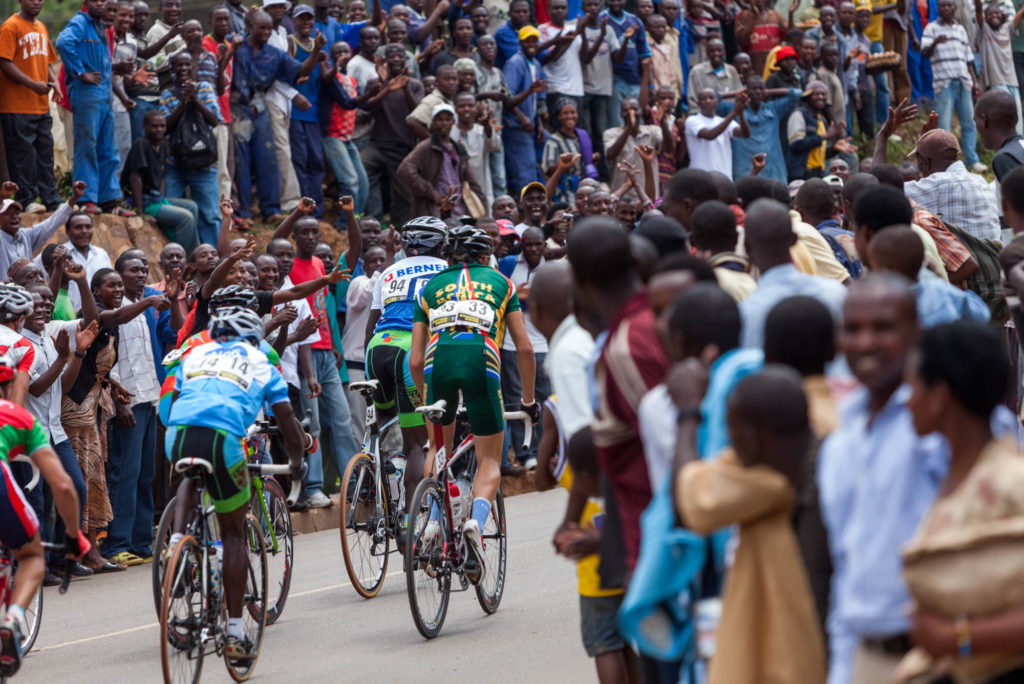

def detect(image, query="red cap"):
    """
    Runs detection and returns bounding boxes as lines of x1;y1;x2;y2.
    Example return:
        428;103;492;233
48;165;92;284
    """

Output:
776;45;799;61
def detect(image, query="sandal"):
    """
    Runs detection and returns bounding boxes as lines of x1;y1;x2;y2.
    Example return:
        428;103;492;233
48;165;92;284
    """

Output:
81;202;101;215
88;560;127;573
109;206;136;217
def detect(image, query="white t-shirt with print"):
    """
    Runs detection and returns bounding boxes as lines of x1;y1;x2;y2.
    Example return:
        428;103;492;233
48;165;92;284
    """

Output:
538;21;585;97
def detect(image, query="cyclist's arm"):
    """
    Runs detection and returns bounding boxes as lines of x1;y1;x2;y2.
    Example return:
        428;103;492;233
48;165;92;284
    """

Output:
34;445;81;536
269;400;305;469
409;320;428;395
505;310;535;405
364;308;381;351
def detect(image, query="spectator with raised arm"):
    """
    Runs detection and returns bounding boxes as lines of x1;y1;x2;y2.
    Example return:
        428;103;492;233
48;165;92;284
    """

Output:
0;181;84;280
685;89;750;179
503;26;547;197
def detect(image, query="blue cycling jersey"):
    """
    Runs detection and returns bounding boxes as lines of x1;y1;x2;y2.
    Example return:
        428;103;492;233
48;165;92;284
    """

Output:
167;340;290;437
370;256;448;333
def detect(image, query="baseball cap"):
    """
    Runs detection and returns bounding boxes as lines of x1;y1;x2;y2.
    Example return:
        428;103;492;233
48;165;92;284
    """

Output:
453;57;477;73
262;0;287;6
788;179;805;198
292;3;314;16
518;25;540;41
520;181;546;202
854;0;871;11
0;199;21;215
908;129;961;161
823;174;844;188
802;80;828;97
776;45;798;61
431;103;456;119
497;219;519;239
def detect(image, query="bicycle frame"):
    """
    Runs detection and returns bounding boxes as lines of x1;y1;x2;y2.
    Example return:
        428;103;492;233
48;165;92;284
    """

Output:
347;400;402;529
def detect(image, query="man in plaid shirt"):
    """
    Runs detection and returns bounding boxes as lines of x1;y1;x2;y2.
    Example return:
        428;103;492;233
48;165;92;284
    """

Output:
921;0;985;171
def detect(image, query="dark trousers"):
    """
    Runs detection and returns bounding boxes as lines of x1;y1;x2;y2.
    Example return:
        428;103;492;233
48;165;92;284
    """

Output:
232;103;281;219
289;118;325;214
498;348;550;466
361;141;413;226
105;403;158;557
1;113;61;209
852;87;875;139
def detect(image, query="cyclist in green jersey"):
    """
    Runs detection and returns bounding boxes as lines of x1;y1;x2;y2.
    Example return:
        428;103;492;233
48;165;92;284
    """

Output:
409;226;539;582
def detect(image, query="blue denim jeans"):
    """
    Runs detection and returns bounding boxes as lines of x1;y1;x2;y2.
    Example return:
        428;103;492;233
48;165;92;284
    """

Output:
323;136;369;215
232;103;281;219
610;78;641;127
152;198;200;254
166;164;220;247
871;41;891;126
935;79;981;165
301;348;361;496
129;97;159;141
71;100;122;206
503;126;540;201
46;439;87;564
105;403;157;558
498;349;550;466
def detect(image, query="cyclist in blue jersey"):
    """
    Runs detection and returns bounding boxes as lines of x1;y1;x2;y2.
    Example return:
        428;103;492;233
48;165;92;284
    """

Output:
363;216;449;514
165;306;308;662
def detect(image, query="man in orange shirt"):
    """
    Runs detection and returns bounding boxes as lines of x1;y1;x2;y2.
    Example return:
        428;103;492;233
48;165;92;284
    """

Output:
0;0;61;213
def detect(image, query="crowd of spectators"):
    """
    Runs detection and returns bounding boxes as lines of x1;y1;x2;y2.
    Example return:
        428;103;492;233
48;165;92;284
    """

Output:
5;0;1024;681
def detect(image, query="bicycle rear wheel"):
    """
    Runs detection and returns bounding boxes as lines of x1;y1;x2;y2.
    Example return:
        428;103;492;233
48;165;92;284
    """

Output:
160;535;205;684
253;477;292;625
405;478;450;639
19;584;41;653
152;496;176;616
225;514;268;682
339;453;389;598
474;489;507;615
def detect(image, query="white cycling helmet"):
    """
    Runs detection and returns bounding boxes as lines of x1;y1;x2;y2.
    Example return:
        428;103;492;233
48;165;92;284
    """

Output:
0;283;35;323
209;306;264;344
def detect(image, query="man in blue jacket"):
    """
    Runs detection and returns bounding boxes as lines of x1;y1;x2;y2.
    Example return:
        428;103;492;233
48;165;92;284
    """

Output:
503;26;547;199
56;0;134;213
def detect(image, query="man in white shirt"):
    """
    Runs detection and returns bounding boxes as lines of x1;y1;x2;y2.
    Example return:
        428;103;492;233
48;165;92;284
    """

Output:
684;88;750;179
59;213;113;313
342;245;386;441
497;227;549;471
538;0;585;111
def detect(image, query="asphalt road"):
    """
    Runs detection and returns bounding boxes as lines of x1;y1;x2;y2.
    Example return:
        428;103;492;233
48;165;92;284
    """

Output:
22;488;594;683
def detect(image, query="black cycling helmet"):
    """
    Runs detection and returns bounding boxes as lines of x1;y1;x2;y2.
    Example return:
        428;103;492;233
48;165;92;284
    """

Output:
447;225;492;261
209;285;257;314
401;216;448;256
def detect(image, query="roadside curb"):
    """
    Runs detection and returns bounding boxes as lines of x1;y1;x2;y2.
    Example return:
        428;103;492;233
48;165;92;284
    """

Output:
290;472;537;535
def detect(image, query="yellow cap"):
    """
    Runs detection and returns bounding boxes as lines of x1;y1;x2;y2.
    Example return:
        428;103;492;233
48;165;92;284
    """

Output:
518;25;540;41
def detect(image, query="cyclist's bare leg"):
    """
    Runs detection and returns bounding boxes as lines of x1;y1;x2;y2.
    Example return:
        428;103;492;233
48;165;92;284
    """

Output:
9;534;44;610
217;505;249;620
470;432;504;503
172;478;197;537
401;424;429;512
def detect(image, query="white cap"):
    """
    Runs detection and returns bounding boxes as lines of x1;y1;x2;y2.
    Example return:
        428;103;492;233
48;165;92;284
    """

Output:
431;103;456;119
0;200;21;214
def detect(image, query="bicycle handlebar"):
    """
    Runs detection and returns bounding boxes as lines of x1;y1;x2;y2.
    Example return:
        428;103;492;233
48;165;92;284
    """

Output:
247;462;304;506
503;411;534;451
10;455;39;492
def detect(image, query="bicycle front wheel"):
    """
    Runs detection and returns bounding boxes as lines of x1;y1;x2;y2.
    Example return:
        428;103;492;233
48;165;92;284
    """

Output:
153;496;176;617
19;583;42;654
253;477;293;625
225;514;268;682
339;453;389;598
475;489;507;615
405;478;450;640
160;535;205;684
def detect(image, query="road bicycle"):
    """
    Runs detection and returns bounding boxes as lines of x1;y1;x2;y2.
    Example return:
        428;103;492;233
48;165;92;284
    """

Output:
404;399;532;639
338;379;405;599
159;455;299;684
153;419;297;625
0;456;80;683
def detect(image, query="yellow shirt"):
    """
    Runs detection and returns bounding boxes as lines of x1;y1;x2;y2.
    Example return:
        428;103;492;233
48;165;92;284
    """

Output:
548;396;623;598
865;0;884;42
807;113;827;171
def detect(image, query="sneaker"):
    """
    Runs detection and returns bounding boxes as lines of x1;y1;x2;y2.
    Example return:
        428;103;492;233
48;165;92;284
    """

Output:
107;551;145;567
419;519;440;549
462;519;486;585
524;457;538;470
970;162;989;174
24;202;46;214
0;615;22;677
303;491;333;508
224;635;257;663
43;570;62;586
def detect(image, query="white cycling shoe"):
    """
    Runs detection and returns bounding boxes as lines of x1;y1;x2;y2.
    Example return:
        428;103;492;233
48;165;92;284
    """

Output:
462;519;486;585
420;519;440;549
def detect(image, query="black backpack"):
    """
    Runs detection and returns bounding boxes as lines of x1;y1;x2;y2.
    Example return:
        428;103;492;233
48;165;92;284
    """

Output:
169;100;218;172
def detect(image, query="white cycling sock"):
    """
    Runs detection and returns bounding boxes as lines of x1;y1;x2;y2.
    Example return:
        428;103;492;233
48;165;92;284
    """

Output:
169;533;184;549
227;617;244;640
6;605;26;634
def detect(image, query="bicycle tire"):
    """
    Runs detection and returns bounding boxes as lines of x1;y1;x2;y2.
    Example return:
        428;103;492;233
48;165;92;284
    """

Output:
224;514;268;682
474;489;507;615
405;477;450;640
152;496;176;617
19;584;42;654
255;477;293;626
160;535;205;684
339;453;389;598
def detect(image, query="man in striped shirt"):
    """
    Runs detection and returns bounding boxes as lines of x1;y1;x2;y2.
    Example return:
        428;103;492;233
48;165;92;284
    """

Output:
921;0;985;171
